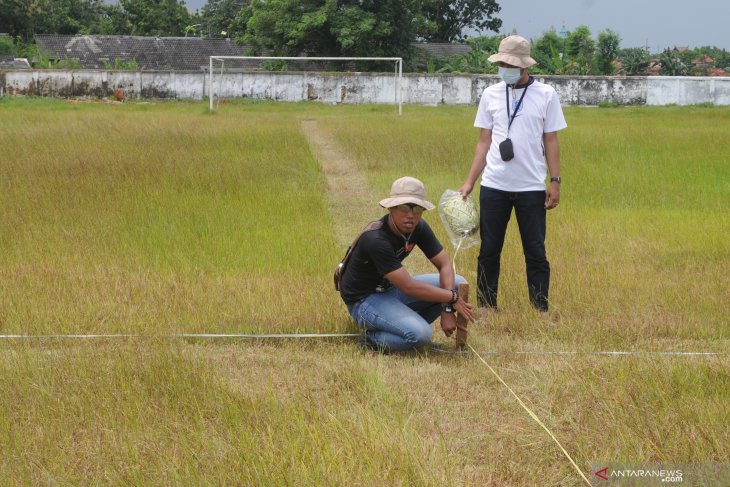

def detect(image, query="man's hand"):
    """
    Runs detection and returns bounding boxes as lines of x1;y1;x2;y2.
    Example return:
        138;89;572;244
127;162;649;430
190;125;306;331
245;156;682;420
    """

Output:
457;182;474;200
454;297;474;322
545;182;560;210
442;296;474;337
441;312;457;337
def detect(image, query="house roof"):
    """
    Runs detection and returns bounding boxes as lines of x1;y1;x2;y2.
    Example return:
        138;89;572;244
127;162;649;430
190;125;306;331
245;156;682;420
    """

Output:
32;35;472;71
410;42;471;58
692;55;714;65
0;57;31;69
34;35;254;71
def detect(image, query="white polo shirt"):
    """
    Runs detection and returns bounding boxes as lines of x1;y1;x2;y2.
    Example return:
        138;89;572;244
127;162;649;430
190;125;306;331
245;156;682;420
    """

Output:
474;78;567;192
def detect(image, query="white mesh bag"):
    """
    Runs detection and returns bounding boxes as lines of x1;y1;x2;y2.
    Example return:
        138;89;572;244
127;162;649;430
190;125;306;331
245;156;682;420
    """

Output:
438;189;479;251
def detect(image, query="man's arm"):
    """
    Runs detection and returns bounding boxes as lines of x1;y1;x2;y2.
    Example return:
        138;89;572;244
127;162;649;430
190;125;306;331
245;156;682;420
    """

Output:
384;251;474;322
429;249;455;295
384;266;452;303
429;249;474;336
458;128;492;198
544;131;561;210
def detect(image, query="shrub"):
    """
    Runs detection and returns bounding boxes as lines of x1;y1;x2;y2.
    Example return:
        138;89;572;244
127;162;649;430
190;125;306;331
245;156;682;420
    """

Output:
0;36;15;57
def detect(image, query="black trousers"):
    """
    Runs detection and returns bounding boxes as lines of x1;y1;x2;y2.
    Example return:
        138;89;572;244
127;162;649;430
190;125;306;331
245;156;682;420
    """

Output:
477;187;550;311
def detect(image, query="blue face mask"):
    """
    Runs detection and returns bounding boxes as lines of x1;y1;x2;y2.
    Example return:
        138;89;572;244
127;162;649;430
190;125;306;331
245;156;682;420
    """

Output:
499;67;522;85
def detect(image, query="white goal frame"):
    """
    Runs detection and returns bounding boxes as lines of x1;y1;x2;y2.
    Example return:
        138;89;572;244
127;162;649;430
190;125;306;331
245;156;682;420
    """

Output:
209;56;403;114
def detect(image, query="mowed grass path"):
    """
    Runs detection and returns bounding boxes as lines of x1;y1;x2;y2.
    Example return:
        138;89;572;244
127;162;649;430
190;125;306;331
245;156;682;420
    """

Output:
0;98;728;485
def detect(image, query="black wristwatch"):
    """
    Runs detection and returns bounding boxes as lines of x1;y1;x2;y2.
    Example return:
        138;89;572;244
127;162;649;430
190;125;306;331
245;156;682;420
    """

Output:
550;176;561;184
442;304;456;313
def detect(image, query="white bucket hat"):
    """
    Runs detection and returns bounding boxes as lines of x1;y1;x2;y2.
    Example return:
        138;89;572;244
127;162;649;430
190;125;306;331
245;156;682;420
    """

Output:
487;35;537;68
379;176;435;211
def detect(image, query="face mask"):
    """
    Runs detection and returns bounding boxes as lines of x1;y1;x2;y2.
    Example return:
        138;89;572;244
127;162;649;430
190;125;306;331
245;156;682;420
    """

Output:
499;67;522;85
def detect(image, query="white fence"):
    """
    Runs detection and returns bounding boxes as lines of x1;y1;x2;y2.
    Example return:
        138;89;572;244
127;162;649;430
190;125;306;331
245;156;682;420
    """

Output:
1;70;729;106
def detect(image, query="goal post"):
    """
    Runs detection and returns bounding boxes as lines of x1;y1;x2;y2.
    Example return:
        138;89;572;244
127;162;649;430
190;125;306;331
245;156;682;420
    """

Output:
208;56;403;115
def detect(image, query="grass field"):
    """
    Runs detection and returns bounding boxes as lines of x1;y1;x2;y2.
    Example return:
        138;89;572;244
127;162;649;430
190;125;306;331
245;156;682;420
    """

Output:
0;97;728;485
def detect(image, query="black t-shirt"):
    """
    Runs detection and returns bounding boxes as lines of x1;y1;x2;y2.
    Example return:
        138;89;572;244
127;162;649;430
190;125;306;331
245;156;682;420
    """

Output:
339;214;443;305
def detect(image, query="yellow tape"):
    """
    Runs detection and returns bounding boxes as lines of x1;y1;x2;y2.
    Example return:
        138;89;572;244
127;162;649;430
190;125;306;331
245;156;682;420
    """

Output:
467;343;592;485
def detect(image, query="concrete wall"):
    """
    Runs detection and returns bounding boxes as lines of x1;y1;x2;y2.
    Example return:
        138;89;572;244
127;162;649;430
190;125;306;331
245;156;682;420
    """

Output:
646;76;730;105
1;69;729;106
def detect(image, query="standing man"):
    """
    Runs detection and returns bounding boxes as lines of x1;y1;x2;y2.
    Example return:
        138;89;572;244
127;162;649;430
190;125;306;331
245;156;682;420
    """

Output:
339;176;473;352
458;35;567;314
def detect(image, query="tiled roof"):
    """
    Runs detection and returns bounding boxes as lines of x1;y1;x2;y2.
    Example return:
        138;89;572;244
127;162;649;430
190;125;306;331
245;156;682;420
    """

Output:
32;35;473;71
34;35;255;71
411;42;471;58
0;57;30;69
692;56;714;65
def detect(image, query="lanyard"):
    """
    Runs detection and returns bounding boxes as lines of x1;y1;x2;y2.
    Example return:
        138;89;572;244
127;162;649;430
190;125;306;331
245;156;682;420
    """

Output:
505;83;529;136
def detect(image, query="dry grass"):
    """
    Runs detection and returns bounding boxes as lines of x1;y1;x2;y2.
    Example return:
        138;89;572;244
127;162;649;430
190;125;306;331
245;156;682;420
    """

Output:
0;98;728;485
2;339;727;485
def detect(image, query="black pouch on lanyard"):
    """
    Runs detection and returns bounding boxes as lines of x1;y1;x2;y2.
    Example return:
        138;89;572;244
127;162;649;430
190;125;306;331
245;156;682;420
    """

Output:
499;138;514;161
501;82;528;162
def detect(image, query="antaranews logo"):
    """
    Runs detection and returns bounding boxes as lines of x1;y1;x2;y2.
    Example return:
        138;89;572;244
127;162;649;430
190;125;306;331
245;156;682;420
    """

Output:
595;467;609;480
593;465;683;483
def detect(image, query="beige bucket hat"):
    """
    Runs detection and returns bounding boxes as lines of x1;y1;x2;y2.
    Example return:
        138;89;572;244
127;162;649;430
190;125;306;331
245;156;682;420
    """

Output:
487;35;537;68
379;176;435;210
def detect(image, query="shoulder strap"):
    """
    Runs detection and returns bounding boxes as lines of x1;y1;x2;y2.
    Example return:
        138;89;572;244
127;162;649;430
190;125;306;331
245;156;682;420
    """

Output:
334;220;383;291
341;220;383;265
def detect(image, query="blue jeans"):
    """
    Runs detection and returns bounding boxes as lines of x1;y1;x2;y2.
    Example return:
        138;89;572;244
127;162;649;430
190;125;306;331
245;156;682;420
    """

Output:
478;187;549;311
346;273;466;351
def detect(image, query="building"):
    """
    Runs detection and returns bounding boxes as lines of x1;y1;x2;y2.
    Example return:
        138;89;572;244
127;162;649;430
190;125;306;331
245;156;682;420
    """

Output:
33;34;470;72
34;35;254;71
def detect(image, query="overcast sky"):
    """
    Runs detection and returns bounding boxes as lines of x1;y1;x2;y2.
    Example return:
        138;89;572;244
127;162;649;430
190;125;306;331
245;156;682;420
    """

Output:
492;0;729;51
183;0;729;51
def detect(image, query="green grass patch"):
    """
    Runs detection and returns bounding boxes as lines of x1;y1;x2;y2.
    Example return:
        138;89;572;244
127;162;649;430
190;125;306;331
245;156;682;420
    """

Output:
0;100;340;333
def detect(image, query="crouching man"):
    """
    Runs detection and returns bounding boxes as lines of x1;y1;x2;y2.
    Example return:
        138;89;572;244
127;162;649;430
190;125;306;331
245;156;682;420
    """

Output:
339;176;474;352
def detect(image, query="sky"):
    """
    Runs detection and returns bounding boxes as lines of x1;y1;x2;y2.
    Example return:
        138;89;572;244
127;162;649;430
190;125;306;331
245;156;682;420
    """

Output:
492;0;730;51
182;0;730;52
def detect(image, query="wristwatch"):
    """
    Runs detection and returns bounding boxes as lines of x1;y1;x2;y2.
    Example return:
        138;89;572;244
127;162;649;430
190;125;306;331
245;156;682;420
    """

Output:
550;176;561;184
442;304;456;313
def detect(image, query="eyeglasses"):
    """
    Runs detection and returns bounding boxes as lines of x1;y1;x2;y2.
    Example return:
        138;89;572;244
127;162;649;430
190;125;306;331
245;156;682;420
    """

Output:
393;203;425;215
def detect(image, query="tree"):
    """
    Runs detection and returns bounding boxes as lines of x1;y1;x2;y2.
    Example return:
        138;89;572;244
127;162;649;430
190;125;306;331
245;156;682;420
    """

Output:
413;35;500;73
119;0;193;36
659;49;688;76
0;35;15;57
243;0;418;62
0;0;111;42
417;0;501;42
565;25;594;74
531;30;567;74
595;29;620;75
697;46;729;69
96;4;133;35
465;34;502;54
200;0;248;38
617;47;649;75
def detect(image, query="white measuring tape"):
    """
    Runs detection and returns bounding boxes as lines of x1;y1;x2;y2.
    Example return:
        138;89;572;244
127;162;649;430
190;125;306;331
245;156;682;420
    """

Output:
2;330;722;485
472;350;724;356
0;333;359;339
0;333;724;357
